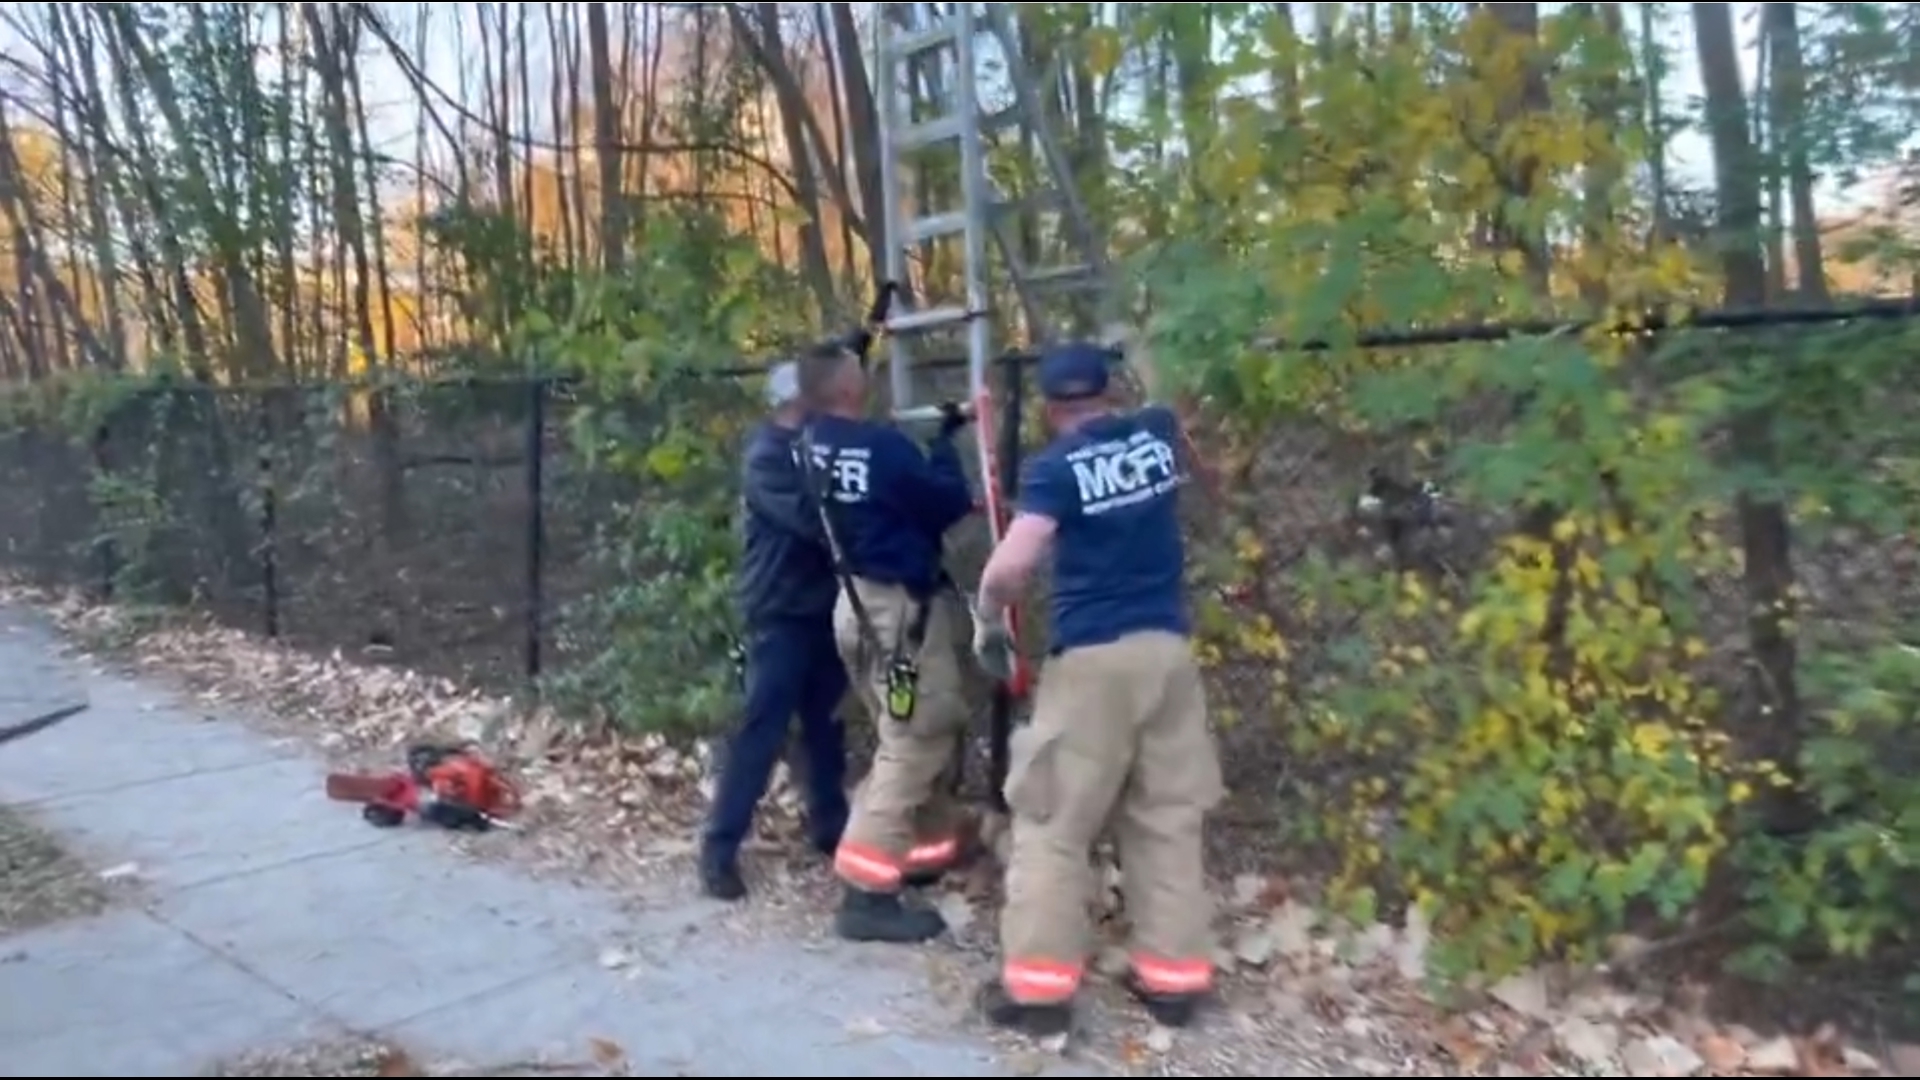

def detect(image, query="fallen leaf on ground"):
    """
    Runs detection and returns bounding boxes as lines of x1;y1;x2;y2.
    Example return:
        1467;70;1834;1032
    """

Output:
1695;1031;1746;1071
20;579;1888;1080
587;1037;625;1070
373;1047;426;1076
1435;1019;1489;1072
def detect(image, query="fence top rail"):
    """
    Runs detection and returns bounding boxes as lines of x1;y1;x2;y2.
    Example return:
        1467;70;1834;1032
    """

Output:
5;299;1914;398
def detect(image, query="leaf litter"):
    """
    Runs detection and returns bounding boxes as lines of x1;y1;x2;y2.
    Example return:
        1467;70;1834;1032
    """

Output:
0;801;133;935
8;579;1914;1077
200;1034;640;1077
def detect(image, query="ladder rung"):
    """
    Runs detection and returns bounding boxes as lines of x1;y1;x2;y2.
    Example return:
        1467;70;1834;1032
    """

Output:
894;404;945;424
885;22;960;60
908;211;968;243
896;114;966;152
1020;263;1096;288
893;401;976;425
888;305;973;334
1006;188;1069;214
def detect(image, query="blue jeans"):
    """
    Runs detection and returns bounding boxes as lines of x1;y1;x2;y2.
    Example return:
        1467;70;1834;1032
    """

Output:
704;615;850;860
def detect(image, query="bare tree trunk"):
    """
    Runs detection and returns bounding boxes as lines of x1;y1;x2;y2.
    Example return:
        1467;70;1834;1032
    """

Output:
564;4;590;262
1763;3;1828;302
1577;3;1627;308
1637;3;1671;243
99;5;215;372
1693;0;1806;833
50;6;127;368
345;21;400;363
306;3;408;577
814;3;859;287
545;2;577;266
515;5;537;229
75;7;168;359
731;4;837;317
829;3;884;277
586;2;626;271
1483;3;1552;298
632;5;669;244
484;4;516;217
44;10;87;368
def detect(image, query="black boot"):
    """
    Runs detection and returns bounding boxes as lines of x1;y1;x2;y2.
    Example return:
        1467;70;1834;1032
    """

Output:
975;979;1073;1038
1122;973;1203;1028
698;846;747;902
833;886;946;943
809;819;845;860
901;867;945;888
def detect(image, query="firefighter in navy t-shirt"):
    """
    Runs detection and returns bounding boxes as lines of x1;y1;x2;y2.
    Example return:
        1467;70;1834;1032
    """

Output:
794;340;979;944
970;338;1222;1035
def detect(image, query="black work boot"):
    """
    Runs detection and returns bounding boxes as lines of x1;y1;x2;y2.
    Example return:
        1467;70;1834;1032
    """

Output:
809;819;845;860
975;979;1073;1038
698;846;747;902
833;887;946;943
1123;973;1203;1028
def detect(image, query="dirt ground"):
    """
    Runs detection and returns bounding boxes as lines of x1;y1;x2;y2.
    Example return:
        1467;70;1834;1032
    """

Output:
0;802;114;936
200;1037;636;1078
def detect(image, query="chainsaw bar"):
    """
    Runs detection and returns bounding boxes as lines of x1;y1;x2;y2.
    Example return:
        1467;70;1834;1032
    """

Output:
324;772;393;803
0;701;88;746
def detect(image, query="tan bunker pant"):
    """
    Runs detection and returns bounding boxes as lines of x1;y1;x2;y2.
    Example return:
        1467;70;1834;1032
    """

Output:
831;579;969;891
1000;630;1223;1005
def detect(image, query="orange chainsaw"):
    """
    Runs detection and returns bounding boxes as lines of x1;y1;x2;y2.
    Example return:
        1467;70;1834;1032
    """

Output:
325;743;520;831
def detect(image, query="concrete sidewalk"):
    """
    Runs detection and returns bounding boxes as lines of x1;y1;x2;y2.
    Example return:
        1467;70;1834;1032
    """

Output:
0;610;1094;1077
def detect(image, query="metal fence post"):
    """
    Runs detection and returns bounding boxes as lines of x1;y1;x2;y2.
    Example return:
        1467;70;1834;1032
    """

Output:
89;421;115;601
987;351;1026;811
523;376;547;685
256;391;280;638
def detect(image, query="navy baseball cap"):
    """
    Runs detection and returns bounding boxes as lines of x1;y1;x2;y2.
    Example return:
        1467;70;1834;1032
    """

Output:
1036;341;1113;401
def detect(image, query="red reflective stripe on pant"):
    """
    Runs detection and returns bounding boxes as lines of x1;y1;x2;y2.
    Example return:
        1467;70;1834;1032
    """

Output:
1003;958;1081;1004
833;841;903;890
1131;954;1212;995
906;836;958;872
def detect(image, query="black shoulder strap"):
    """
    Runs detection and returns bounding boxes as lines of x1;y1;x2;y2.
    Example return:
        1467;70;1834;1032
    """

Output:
796;425;884;657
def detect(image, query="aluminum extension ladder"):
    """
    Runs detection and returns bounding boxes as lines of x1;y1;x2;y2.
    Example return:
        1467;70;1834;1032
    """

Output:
872;2;1112;696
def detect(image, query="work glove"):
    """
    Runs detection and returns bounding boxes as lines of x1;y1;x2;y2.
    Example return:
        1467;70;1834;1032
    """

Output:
937;400;970;439
971;612;1015;682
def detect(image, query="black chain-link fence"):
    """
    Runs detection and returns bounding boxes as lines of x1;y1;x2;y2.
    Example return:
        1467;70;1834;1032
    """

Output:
0;378;637;693
0;360;1014;705
1;301;1912;715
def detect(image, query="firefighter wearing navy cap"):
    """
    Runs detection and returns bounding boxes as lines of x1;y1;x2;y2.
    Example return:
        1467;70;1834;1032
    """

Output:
969;336;1222;1034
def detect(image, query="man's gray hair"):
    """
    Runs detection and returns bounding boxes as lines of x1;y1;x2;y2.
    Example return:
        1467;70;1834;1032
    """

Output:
764;361;801;410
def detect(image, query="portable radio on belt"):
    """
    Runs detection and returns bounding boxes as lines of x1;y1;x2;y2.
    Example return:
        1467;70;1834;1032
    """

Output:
885;656;919;720
794;285;942;725
799;416;923;723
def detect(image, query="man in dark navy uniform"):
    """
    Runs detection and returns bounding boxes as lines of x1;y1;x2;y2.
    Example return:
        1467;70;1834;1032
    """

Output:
700;361;850;901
